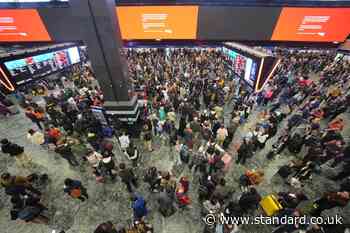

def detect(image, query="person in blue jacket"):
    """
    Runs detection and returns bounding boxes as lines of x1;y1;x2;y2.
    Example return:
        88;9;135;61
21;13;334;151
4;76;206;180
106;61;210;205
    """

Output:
131;195;148;221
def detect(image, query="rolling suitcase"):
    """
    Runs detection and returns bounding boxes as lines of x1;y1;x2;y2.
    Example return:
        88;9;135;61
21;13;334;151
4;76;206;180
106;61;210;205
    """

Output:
260;194;283;216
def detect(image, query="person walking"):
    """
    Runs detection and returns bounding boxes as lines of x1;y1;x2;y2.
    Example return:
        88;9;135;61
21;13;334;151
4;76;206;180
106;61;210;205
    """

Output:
63;178;89;202
119;163;138;193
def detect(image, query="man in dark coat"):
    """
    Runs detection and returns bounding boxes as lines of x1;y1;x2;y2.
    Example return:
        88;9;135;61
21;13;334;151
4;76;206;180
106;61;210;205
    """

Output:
119;163;138;193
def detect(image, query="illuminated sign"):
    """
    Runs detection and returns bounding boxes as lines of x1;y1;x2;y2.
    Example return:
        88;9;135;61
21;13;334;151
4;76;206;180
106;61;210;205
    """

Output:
272;8;350;42
0;9;51;42
116;6;198;40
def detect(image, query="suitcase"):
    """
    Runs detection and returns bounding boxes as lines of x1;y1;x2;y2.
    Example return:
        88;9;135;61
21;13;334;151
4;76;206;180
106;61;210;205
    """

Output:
260;194;283;216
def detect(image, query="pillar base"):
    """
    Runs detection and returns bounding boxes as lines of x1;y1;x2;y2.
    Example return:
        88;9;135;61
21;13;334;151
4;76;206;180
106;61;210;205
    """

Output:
104;96;140;123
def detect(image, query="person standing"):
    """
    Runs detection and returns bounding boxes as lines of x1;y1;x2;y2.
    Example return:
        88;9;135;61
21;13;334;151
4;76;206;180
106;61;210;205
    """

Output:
124;142;139;167
216;125;228;147
54;143;79;166
131;195;148;221
236;139;253;165
1;139;32;168
157;190;176;217
312;191;350;216
142;125;153;152
119;163;138;193
25;107;44;130
63;178;89;202
27;129;45;146
118;131;130;152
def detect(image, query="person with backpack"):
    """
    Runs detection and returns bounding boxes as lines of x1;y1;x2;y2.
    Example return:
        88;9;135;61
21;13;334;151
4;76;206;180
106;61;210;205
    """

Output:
10;195;49;225
179;143;190;164
63;178;89;202
119;163;138;193
131;194;148;221
238;188;261;213
1;139;32;168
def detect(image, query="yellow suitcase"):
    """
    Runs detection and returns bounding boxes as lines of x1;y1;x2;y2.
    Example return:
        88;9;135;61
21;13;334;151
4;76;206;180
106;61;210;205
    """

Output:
260;194;283;216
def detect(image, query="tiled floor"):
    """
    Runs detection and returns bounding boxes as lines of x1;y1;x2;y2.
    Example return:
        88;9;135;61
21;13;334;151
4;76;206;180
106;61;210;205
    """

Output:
0;98;349;233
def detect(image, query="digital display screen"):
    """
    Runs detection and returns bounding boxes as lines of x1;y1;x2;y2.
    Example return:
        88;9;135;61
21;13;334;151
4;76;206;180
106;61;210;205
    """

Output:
272;8;350;42
0;9;51;42
0;0;67;2
222;47;257;87
4;46;80;85
116;6;198;40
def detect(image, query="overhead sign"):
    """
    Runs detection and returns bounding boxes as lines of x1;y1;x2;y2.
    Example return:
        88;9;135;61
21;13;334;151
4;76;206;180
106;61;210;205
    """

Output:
272;8;350;42
0;9;51;42
116;6;198;40
0;0;68;2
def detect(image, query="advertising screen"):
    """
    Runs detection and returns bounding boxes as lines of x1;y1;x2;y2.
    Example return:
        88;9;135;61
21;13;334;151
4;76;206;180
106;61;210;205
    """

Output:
116;6;198;40
222;46;258;87
0;9;51;42
0;0;67;2
272;8;350;42
198;7;281;41
4;46;80;85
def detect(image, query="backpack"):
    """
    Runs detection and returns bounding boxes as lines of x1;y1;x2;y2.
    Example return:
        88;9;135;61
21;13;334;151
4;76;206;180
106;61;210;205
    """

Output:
102;127;114;138
70;188;82;198
180;145;189;163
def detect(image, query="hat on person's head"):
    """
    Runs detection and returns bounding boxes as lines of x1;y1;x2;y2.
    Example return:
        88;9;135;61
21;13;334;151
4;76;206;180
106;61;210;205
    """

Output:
28;129;35;135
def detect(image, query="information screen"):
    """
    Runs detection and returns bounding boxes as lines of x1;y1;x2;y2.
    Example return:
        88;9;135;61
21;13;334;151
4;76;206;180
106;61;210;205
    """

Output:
4;46;80;85
222;47;258;87
116;6;198;40
0;9;51;42
272;8;350;42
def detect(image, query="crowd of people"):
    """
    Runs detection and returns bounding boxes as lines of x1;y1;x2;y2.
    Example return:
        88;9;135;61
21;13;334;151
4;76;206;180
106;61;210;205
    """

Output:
0;47;349;233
